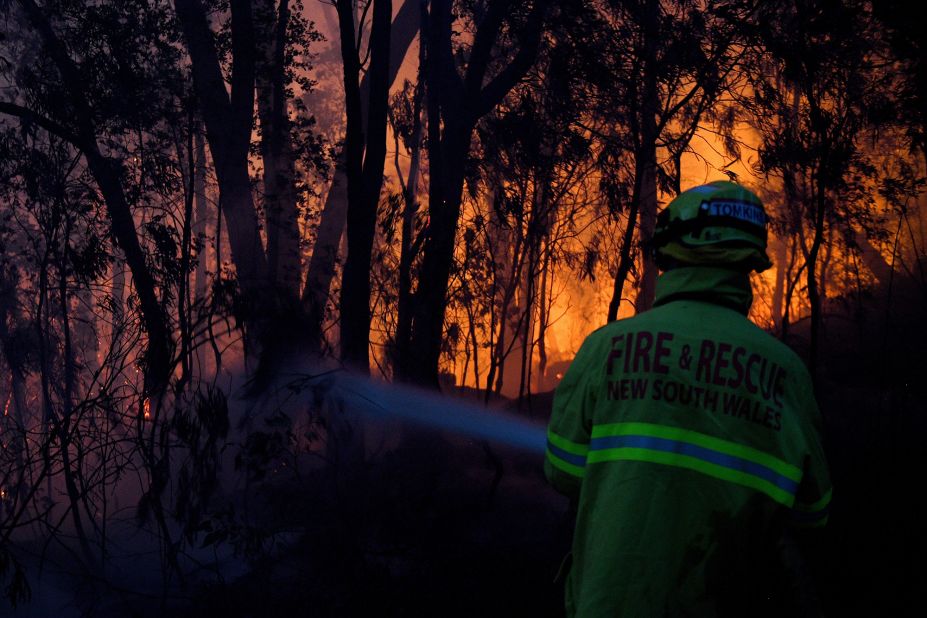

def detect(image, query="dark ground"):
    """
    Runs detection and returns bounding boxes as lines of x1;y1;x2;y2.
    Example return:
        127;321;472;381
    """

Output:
787;277;927;617
182;427;573;618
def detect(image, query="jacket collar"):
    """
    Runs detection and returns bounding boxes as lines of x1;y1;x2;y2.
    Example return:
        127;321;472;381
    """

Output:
652;266;753;315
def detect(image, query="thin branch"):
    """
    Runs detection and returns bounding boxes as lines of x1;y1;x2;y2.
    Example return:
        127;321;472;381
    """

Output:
0;101;83;147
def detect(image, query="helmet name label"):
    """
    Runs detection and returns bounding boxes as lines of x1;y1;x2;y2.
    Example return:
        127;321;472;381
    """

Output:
703;200;766;228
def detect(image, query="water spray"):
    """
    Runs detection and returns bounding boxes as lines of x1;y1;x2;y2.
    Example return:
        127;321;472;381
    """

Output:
312;371;548;455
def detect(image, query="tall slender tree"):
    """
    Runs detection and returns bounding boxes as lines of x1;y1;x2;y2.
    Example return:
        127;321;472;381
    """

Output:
302;0;421;352
336;0;392;372
174;0;270;302
400;0;547;387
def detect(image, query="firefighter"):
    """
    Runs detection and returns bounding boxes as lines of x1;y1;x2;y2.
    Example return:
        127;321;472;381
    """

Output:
545;181;831;617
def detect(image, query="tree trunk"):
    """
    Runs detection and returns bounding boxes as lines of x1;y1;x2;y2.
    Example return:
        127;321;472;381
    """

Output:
303;0;422;351
403;0;544;386
407;119;470;386
108;254;126;356
338;0;392;372
395;0;428;377
302;179;346;349
175;0;270;299
193;128;209;301
806;169;827;385
633;0;660;314
256;0;301;300
491;214;529;397
608;168;642;323
536;239;551;392
635;139;659;312
853;226;894;284
771;233;788;331
0;275;30;500
773;84;802;333
517;236;539;405
177;115;197;391
75;286;100;380
820;223;835;304
57;237;98;567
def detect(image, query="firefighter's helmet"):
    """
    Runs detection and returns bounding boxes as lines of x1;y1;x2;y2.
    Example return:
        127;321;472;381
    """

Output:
651;180;772;272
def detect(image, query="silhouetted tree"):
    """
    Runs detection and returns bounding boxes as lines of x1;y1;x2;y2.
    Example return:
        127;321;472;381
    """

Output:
746;0;892;380
399;0;547;387
1;0;179;394
588;0;750;319
302;0;421;352
336;0;391;372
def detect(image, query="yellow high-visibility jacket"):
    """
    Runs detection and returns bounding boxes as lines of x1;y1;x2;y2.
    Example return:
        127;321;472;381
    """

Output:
545;266;831;617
